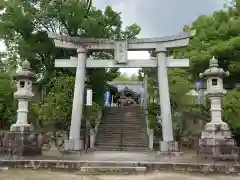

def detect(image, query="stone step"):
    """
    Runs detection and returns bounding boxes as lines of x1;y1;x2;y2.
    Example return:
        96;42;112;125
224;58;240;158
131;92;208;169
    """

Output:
96;132;146;136
95;143;120;147
121;141;148;147
96;139;148;143
106;113;143;115
95;144;149;148
120;147;150;151
97;134;146;137
98;125;144;128
95;139;148;144
121;138;148;142
99;124;143;128
99;125;143;128
101;120;143;122
96;138;146;142
101;121;143;123
106;113;143;116
105;114;143;117
97;136;147;140
98;126;146;129
95;139;121;142
95;138;120;142
96;131;147;135
102;122;144;124
94;144;121;148
100;122;144;124
78;166;146;174
95;146;149;152
96;107;148;151
105;118;144;121
94;147;122;151
96;139;148;144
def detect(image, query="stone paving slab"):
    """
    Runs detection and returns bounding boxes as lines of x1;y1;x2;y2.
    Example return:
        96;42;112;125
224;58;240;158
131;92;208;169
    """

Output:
0;170;240;180
0;159;240;174
0;151;239;175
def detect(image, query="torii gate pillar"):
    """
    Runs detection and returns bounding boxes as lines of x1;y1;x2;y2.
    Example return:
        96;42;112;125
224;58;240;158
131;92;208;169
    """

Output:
156;46;176;152
65;47;86;151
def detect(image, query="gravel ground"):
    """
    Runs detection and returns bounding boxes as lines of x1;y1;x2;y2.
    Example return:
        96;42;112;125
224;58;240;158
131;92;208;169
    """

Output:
0;170;239;180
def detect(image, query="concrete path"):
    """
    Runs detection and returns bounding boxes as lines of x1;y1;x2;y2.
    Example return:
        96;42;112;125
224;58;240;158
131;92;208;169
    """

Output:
0;170;239;180
1;150;238;165
41;150;197;162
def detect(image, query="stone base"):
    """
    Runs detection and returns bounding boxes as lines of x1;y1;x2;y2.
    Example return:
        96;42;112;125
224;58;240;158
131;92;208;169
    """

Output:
10;124;31;132
198;138;238;160
199;121;238;160
156;151;183;157
79;166;146;174
160;141;179;152
6;124;41;157
158;141;182;156
64;139;84;151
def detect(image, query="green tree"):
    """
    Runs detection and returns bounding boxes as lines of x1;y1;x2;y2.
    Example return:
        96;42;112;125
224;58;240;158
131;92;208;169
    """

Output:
140;67;194;139
222;88;240;144
113;73;138;82
35;75;75;130
0;71;16;128
0;0;141;127
30;74;102;131
174;0;240;87
174;0;240;137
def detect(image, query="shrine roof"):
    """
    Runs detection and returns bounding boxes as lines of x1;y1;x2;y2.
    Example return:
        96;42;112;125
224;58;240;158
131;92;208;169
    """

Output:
108;81;143;94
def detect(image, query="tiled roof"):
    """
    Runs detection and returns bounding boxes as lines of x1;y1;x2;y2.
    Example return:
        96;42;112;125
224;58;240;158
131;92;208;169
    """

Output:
108;81;144;94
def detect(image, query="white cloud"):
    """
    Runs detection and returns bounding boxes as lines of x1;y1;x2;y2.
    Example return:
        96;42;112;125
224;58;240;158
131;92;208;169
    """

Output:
1;0;226;76
120;51;150;76
95;0;225;75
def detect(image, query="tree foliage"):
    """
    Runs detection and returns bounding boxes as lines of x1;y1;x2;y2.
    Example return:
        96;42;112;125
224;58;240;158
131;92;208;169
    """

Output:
0;0;141;129
174;0;240;86
173;0;240;135
140;67;193;113
0;0;140;78
222;88;240;134
0;71;16;128
139;66;194;138
113;73;139;82
33;75;75;130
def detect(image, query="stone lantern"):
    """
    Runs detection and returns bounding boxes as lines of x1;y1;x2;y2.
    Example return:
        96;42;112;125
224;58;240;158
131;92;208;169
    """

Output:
10;60;36;132
199;56;237;159
7;60;39;156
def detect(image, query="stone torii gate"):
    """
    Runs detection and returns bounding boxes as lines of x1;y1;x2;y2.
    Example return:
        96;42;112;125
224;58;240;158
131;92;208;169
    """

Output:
48;31;195;152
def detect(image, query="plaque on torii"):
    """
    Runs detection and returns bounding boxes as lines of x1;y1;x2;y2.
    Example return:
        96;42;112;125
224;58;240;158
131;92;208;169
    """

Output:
114;40;128;64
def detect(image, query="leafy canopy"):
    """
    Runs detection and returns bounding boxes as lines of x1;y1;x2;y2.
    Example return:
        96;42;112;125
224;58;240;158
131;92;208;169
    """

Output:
0;0;141;129
174;0;240;86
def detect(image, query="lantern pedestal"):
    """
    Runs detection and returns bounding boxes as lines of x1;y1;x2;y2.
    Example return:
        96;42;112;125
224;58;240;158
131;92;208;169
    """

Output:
7;124;41;157
199;122;238;160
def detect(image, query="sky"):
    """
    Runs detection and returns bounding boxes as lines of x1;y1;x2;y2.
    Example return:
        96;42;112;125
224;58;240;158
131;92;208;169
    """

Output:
0;0;226;76
94;0;226;75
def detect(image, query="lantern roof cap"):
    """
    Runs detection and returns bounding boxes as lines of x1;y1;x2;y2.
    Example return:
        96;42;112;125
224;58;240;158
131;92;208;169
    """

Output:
14;60;36;81
199;56;229;78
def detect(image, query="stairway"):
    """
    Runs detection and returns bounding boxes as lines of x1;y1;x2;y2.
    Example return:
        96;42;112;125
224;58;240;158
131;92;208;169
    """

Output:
95;106;149;151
